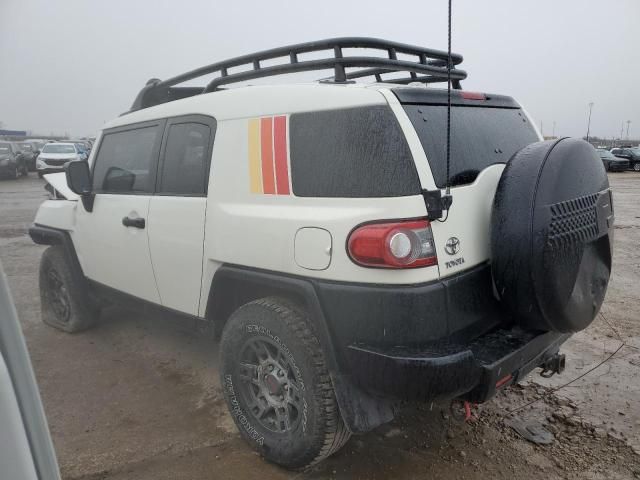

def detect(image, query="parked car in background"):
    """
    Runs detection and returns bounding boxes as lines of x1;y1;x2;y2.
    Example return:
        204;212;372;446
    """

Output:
0;142;28;179
36;143;84;177
16;142;38;171
611;147;640;171
597;148;629;171
67;140;91;160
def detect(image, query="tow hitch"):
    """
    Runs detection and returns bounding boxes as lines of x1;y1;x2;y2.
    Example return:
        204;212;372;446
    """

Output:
540;353;566;378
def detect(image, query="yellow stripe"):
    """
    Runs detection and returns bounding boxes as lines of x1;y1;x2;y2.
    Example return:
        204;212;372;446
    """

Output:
248;118;262;193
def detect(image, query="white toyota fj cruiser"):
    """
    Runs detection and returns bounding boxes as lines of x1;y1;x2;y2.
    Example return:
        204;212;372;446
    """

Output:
30;39;613;469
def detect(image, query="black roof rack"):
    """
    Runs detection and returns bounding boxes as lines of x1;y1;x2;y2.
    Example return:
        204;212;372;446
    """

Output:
129;37;467;113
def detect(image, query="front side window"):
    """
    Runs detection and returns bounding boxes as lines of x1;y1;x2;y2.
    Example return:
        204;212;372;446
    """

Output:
92;125;160;193
158;122;211;195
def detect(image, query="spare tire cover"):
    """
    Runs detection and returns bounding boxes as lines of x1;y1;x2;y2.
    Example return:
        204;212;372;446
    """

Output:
491;138;613;333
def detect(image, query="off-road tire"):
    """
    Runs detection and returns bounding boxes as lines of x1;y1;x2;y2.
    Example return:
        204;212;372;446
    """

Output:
219;298;351;470
39;245;98;333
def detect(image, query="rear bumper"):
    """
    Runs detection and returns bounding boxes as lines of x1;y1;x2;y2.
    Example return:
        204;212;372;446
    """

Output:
346;328;570;402
314;263;571;403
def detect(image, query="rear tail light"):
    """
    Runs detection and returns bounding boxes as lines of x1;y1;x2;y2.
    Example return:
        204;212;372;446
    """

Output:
347;219;437;268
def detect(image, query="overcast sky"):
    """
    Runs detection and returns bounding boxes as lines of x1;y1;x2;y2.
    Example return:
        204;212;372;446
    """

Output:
0;0;638;139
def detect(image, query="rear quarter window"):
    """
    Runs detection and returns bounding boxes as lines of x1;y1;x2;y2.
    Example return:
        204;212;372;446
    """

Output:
289;106;420;198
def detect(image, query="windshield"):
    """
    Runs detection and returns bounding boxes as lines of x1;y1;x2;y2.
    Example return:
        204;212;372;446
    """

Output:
42;144;76;154
404;105;539;187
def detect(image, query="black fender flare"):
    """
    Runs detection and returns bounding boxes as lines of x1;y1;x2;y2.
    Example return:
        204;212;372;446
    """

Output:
29;224;89;299
205;264;395;433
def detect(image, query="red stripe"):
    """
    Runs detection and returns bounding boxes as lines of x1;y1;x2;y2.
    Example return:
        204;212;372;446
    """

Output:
273;116;290;195
260;117;275;194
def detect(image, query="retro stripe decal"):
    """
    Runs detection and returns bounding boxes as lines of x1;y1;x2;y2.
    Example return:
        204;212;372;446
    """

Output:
273;116;290;195
248;115;291;195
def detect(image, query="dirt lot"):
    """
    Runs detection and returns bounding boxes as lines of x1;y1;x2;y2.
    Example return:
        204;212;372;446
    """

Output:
1;173;639;480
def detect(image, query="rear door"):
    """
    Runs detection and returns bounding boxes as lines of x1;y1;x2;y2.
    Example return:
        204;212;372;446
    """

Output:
73;120;165;303
147;115;216;315
394;89;540;278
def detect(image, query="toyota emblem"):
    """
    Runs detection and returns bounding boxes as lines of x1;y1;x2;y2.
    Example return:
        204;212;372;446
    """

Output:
444;237;461;256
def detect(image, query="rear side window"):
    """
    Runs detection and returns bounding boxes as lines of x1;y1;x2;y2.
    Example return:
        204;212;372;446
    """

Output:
289;106;420;198
158;122;212;195
404;105;539;188
92;124;161;193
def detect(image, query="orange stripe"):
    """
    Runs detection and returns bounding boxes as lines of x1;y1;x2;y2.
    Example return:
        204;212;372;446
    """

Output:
273;115;290;195
260;117;275;194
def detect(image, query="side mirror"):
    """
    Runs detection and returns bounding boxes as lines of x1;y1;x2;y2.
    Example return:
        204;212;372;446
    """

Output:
65;160;91;194
65;161;94;212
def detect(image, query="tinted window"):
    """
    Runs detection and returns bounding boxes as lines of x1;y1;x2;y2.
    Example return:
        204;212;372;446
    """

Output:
159;122;211;195
92;125;160;193
404;105;539;188
289;106;420;198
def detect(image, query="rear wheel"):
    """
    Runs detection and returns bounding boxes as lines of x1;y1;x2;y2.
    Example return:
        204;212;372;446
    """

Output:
40;245;99;332
633;162;640;172
219;298;350;470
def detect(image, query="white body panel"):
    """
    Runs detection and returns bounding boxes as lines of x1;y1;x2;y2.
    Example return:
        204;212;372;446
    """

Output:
34;200;77;230
72;195;160;303
147;197;207;315
42;173;79;201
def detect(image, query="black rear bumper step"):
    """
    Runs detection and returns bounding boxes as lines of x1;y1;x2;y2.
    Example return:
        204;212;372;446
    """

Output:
346;328;570;403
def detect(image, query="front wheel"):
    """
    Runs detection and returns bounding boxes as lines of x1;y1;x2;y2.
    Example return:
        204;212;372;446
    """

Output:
39;245;99;332
219;298;350;470
633;162;640;172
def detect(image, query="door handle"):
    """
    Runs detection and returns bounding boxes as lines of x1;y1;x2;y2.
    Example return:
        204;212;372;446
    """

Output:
122;216;145;229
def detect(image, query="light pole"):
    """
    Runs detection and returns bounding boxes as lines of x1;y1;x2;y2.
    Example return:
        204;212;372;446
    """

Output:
626;120;631;140
586;102;594;142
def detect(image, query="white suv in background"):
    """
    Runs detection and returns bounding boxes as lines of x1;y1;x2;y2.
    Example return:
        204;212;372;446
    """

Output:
36;143;84;177
28;38;614;470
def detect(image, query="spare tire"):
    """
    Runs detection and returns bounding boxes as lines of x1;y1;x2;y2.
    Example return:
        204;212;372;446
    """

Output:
491;138;613;333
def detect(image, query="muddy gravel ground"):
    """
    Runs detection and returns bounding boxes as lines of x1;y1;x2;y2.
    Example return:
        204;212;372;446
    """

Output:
1;173;639;480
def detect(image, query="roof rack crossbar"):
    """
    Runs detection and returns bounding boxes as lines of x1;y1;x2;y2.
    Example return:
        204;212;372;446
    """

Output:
129;37;467;112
